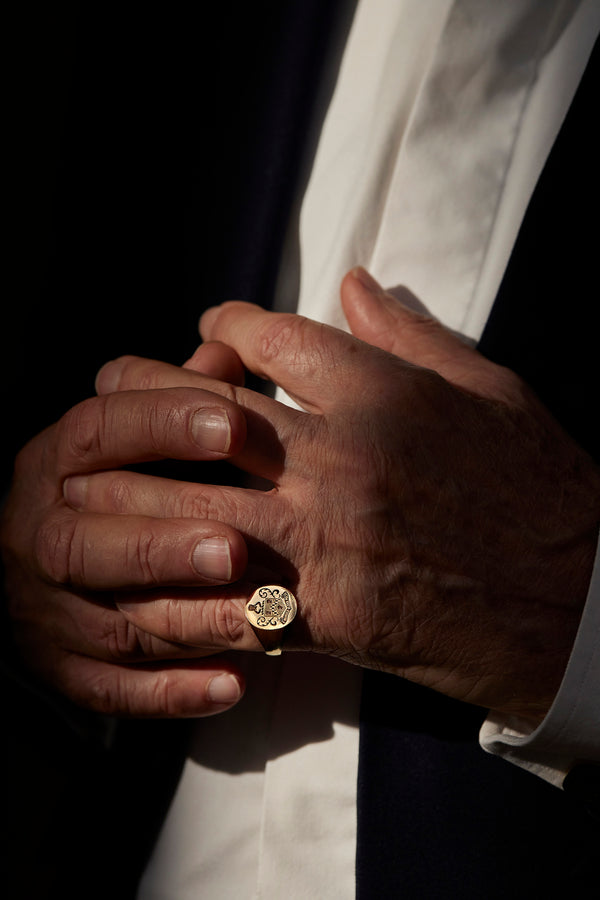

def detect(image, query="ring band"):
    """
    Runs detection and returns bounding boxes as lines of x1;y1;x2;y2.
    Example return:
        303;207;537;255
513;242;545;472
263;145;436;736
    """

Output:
245;585;298;656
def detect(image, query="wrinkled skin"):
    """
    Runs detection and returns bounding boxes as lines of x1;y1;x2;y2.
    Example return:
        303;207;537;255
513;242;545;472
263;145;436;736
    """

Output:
2;269;599;721
1;352;249;716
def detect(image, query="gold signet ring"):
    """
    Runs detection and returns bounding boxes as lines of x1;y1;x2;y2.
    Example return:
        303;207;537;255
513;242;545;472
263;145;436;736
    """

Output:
245;585;298;656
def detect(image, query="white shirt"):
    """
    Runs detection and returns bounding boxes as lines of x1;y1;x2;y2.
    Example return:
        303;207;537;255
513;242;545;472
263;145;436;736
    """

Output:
139;2;600;897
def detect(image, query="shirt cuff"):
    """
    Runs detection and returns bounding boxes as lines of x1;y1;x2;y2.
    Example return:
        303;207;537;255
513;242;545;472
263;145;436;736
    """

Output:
480;537;600;788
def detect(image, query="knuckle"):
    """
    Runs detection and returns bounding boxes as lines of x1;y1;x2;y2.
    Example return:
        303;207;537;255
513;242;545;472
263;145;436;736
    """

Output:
211;598;246;646
102;614;150;661
162;597;186;642
34;513;79;585
148;670;195;717
117;596;188;647
148;672;177;716
144;399;174;453
124;528;162;584
212;380;238;405
53;651;141;717
258;315;315;369
58;396;110;467
107;475;134;513
84;663;187;718
170;486;213;519
395;364;449;411
259;316;297;360
168;485;236;525
85;668;140;717
79;671;116;714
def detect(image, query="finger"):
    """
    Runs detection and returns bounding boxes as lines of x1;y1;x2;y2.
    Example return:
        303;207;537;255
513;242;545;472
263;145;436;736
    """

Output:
200;301;389;414
50;387;246;479
64;469;265;528
34;509;247;589
93;355;305;482
97;354;247;400
183;341;245;385
115;585;255;653
114;583;305;655
36;585;224;664
96;355;207;394
96;355;291;434
62;472;287;587
62;473;293;607
341;267;520;399
60;655;245;717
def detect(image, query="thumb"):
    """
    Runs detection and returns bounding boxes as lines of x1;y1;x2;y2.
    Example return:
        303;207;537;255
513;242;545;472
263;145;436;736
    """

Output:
341;267;514;398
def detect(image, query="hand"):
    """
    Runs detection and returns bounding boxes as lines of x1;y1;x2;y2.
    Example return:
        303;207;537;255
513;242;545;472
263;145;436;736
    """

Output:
0;345;250;717
70;269;600;721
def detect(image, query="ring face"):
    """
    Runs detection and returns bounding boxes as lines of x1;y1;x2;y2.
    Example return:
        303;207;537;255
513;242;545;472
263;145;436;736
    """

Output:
245;585;297;632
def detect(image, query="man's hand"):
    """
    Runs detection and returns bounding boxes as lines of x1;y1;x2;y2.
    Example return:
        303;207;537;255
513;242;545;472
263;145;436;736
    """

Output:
78;268;600;722
0;350;250;717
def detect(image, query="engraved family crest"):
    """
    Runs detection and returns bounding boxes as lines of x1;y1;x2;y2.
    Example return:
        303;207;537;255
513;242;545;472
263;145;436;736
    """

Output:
245;585;298;631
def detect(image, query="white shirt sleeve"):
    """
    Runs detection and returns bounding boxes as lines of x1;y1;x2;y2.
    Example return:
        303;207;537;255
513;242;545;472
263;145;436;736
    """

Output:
480;539;600;787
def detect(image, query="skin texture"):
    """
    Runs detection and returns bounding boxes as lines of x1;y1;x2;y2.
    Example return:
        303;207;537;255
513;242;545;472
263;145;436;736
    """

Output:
2;269;599;722
1;374;249;716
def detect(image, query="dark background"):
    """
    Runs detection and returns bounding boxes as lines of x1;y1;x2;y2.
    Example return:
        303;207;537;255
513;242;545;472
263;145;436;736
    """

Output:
2;5;343;896
3;0;338;480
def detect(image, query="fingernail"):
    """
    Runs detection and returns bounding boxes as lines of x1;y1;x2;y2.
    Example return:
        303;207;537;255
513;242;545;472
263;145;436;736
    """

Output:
95;359;124;394
353;267;384;294
192;536;232;581
63;475;88;509
191;409;231;453
207;673;242;705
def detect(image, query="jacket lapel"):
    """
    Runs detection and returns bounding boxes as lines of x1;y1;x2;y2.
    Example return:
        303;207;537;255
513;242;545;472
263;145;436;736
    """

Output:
356;36;599;898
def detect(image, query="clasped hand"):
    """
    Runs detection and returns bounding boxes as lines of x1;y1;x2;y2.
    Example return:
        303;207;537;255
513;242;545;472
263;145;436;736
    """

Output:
2;269;599;721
